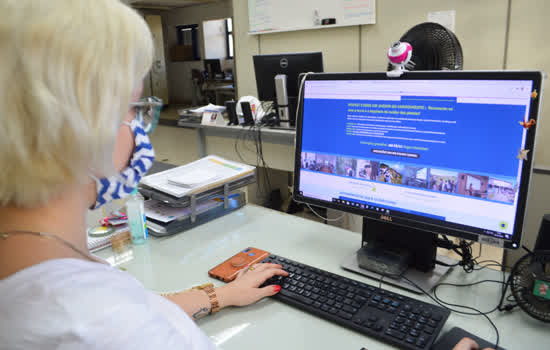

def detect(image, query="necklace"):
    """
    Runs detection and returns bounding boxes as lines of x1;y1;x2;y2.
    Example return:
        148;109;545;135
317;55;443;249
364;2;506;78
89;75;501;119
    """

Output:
0;230;105;264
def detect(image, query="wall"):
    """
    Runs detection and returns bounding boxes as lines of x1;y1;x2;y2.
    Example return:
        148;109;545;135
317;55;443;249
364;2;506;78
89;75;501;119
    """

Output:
233;0;550;265
156;0;234;104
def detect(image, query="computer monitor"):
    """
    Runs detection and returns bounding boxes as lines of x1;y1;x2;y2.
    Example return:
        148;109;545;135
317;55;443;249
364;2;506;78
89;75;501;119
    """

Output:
204;59;222;78
293;71;543;288
253;52;323;125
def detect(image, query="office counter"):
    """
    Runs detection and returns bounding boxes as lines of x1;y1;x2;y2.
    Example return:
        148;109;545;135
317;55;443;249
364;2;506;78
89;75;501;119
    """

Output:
95;204;547;350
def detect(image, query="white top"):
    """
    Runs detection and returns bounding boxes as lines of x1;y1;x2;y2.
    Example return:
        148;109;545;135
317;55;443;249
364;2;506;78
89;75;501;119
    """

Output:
0;258;215;350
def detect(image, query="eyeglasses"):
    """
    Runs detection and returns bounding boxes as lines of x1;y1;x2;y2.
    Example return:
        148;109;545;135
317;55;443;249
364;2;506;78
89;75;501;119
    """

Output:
131;96;163;134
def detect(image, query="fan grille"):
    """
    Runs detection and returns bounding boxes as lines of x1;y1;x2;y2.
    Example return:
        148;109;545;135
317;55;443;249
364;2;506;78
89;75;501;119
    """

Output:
510;251;550;323
387;22;463;71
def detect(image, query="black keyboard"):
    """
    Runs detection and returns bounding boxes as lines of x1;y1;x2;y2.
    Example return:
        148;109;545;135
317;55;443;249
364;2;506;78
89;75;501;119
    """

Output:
261;254;450;350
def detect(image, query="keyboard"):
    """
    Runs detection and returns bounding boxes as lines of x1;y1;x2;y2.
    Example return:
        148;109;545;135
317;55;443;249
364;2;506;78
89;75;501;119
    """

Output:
261;254;450;350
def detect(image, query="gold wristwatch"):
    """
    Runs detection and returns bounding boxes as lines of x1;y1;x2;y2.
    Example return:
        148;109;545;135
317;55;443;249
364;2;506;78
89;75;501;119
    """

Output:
192;283;220;314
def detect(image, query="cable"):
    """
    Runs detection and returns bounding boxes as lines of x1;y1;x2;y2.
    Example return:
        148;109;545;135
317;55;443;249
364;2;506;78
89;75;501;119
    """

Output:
398;274;501;350
305;203;345;222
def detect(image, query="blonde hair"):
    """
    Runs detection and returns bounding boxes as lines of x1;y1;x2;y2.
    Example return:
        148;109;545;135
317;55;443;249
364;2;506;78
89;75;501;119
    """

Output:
0;0;153;207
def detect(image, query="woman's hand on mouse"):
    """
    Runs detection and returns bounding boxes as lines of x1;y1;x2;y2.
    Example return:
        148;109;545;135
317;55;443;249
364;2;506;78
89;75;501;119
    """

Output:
216;263;288;308
453;337;495;350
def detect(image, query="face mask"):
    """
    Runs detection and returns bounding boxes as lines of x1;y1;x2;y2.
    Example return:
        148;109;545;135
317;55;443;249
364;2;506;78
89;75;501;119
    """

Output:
91;114;155;209
131;96;162;134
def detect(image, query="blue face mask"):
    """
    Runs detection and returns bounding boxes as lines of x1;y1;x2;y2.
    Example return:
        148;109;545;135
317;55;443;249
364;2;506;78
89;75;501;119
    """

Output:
91;113;155;209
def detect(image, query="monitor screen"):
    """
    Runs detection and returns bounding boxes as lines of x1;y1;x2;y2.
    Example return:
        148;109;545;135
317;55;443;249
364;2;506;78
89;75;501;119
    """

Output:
294;71;543;249
253;52;323;101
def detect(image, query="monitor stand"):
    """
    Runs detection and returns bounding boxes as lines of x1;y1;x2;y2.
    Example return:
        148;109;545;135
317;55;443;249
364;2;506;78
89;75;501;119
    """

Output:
340;218;456;294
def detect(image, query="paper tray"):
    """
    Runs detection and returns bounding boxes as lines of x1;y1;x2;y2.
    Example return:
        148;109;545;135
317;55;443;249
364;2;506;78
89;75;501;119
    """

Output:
139;173;255;208
147;195;245;237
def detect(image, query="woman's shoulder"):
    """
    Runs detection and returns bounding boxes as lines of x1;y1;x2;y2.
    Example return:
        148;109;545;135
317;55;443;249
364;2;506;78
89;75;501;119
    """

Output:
0;258;213;349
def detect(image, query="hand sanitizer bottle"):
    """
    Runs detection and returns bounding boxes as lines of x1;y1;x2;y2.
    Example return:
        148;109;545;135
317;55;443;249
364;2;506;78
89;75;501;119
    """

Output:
126;189;148;245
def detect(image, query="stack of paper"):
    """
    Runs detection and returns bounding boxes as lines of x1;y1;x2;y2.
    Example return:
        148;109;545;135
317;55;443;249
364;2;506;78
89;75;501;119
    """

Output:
141;155;255;198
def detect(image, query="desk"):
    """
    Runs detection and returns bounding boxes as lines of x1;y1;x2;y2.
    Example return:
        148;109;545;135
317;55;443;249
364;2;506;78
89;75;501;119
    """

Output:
95;205;546;349
178;122;295;172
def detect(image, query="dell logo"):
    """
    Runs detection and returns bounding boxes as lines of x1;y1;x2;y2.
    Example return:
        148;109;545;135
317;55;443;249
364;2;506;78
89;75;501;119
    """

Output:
380;215;392;222
280;58;289;69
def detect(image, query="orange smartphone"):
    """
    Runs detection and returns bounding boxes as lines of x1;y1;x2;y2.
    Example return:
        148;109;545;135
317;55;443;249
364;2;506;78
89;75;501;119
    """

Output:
208;247;270;282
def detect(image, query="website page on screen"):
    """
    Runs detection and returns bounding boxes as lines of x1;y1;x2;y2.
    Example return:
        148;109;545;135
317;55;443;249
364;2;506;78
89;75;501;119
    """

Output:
299;79;533;239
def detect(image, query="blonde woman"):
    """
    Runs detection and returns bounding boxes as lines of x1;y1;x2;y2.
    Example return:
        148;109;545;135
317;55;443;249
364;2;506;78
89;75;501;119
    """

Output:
0;1;285;349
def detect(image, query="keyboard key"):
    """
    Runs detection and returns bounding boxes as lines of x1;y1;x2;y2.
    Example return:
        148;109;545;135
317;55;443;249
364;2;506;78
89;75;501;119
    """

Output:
432;314;443;321
428;320;438;328
298;282;305;288
418;317;428;324
347;286;355;292
373;295;382;302
326;299;335;306
424;326;435;335
337;311;353;320
327;293;336;299
337;290;346;296
391;301;400;308
389;322;399;330
369;301;379;307
409;329;420;337
412;308;421;315
365;321;373;328
357;290;371;298
398;310;408;317
385;329;405;340
329;307;338;314
405;320;413;327
313;301;322;308
342;305;357;314
346;292;355;299
343;298;353;305
335;296;344;303
352;301;362;308
312;287;320;293
403;304;412;311
382;298;391;304
310;294;319;301
353;318;363;325
289;286;297;292
414;322;424;330
387;307;397;314
280;289;313;305
400;325;409;333
321;305;330;312
422;310;432;318
377;304;386;311
368;315;378;322
372;323;383;332
408;313;417;320
395;316;406;324
334;302;343;309
417;336;428;348
406;336;416;344
304;291;311;297
354;295;367;303
305;285;312;291
319;297;327;303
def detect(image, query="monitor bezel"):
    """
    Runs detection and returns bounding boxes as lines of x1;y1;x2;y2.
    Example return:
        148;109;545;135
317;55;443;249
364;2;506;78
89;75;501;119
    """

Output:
293;70;543;249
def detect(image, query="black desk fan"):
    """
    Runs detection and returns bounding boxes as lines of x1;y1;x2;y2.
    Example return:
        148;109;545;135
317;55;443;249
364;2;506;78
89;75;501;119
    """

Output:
508;250;550;322
386;22;463;75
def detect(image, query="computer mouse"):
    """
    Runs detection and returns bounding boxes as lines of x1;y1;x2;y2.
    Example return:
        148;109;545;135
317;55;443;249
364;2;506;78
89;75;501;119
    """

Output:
431;327;506;350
